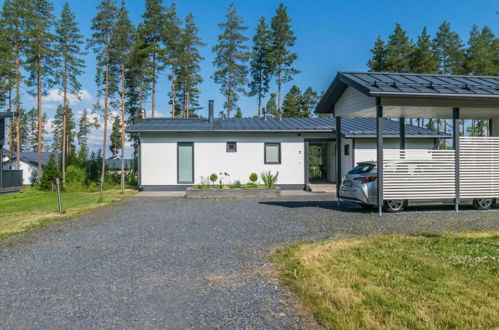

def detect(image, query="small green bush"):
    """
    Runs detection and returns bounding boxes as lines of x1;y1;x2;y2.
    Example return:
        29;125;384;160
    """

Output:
209;173;218;185
261;170;279;189
38;154;61;191
249;172;258;183
243;182;259;189
230;180;242;188
66;165;86;184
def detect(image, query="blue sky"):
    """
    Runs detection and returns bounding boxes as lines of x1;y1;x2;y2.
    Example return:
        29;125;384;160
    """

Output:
7;0;499;155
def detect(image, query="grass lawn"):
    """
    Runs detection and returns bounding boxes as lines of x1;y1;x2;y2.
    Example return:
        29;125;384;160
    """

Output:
0;188;132;239
273;232;499;329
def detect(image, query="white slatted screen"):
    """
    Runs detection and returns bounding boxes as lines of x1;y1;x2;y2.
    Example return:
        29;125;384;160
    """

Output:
383;150;456;200
460;137;499;198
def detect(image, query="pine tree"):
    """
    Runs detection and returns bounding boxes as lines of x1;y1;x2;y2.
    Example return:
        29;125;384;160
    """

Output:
432;21;465;74
175;13;204;118
128;28;151;119
2;0;31;169
282;85;301;117
385;23;413;72
212;4;249;118
10;107;29;151
109;115;121;159
269;3;298;119
110;0;134;191
367;37;387;72
265;93;277;117
25;0;56;177
38;153;60;191
55;2;85;184
52;104;76;155
410;27;438;73
465;25;498;76
25;107;38;151
77;108;99;156
141;0;167;118
161;3;181;117
301;87;319;118
248;17;272;118
88;0;118;196
235;107;243;118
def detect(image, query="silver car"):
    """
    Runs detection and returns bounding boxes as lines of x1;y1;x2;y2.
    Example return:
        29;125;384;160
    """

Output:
339;161;496;212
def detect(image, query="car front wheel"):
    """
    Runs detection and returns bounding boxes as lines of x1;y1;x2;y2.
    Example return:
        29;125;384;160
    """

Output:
472;198;496;210
383;200;408;213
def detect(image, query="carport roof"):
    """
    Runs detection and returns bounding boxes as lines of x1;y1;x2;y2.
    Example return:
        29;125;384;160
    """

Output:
316;72;499;114
127;117;448;138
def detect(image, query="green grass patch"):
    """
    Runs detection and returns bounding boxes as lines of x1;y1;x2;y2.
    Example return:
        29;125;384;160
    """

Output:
0;187;132;239
272;232;499;329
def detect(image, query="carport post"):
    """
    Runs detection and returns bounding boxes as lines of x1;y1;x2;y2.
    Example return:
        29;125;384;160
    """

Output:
453;108;460;212
336;116;342;206
376;98;383;216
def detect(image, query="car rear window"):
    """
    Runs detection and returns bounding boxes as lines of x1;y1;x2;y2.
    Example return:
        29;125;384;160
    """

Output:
348;164;375;174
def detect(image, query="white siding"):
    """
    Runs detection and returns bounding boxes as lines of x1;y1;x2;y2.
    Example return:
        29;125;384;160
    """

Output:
354;138;436;164
141;133;334;186
335;86;375;117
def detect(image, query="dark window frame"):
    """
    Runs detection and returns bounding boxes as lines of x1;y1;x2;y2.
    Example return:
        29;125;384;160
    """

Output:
226;141;237;152
177;142;194;184
344;144;350;156
264;142;281;164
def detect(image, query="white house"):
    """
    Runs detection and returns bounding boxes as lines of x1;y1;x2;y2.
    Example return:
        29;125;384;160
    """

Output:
127;104;447;191
2;151;58;185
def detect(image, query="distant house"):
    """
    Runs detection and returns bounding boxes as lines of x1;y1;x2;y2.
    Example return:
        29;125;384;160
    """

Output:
0;112;23;192
2;151;59;185
106;157;133;172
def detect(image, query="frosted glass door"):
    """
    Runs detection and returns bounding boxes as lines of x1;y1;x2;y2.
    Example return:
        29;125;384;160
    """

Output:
178;142;194;183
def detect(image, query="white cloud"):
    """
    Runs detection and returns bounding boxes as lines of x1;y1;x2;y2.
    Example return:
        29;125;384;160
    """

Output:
42;89;93;105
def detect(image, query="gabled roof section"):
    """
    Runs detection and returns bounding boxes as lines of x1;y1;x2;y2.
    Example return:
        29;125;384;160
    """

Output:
127;117;448;138
316;72;499;113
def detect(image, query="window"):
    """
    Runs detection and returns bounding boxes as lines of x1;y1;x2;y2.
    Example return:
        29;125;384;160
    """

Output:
226;142;237;152
177;142;194;183
344;144;350;156
264;143;281;164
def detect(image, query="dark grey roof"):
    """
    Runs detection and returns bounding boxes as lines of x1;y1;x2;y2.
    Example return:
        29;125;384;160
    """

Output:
0;111;17;119
127;117;448;138
106;158;132;170
316;72;499;113
5;151;59;168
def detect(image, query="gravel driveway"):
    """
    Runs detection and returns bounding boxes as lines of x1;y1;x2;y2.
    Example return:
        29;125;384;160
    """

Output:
1;195;499;329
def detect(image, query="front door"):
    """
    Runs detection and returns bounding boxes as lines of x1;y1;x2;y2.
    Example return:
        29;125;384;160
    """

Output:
308;142;328;182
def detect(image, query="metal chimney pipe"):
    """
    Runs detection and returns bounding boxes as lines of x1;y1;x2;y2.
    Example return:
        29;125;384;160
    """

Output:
208;100;214;125
263;107;267;120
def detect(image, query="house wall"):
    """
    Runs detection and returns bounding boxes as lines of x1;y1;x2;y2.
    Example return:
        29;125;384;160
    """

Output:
19;161;36;185
335;86;375;117
353;138;436;164
140;132;335;189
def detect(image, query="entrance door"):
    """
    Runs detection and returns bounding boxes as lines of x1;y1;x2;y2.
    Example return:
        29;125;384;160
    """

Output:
308;142;328;182
178;142;194;183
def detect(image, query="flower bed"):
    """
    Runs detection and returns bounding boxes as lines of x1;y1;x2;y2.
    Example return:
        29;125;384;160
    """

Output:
185;187;281;199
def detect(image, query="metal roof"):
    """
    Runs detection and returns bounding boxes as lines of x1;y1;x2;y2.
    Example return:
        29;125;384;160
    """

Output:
127;117;448;138
316;72;499;113
4;151;59;168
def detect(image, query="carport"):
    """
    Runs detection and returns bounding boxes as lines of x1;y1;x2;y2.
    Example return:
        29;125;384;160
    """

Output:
316;72;499;215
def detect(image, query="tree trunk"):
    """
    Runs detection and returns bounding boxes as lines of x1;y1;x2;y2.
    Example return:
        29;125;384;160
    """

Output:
151;52;156;118
120;63;125;193
8;85;12;167
277;71;282;120
100;45;109;198
139;78;143;119
185;92;190;118
227;71;232;118
15;53;20;170
171;67;175;117
37;53;43;176
62;60;68;184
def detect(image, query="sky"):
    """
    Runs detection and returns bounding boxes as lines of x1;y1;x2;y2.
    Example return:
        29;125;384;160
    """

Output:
5;0;499;157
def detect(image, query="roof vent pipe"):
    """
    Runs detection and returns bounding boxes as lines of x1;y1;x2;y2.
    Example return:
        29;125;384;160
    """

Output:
263;107;267;120
208;100;214;125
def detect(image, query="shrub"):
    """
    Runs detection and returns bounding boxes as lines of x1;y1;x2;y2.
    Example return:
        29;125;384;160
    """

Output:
38;154;61;191
209;173;218;185
243;182;259;189
195;176;211;189
65;165;87;192
261;171;279;189
230;180;242;188
249;172;258;183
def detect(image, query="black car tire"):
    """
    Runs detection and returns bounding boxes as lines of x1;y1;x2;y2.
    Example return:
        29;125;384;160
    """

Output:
383;200;408;213
472;198;496;210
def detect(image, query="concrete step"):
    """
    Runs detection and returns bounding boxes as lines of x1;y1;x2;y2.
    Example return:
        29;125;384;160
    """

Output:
306;183;336;193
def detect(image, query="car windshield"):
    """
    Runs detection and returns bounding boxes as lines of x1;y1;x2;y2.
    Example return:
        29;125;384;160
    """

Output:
348;164;375;174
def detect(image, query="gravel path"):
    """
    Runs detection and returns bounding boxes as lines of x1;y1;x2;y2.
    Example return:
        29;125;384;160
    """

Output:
1;196;499;329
